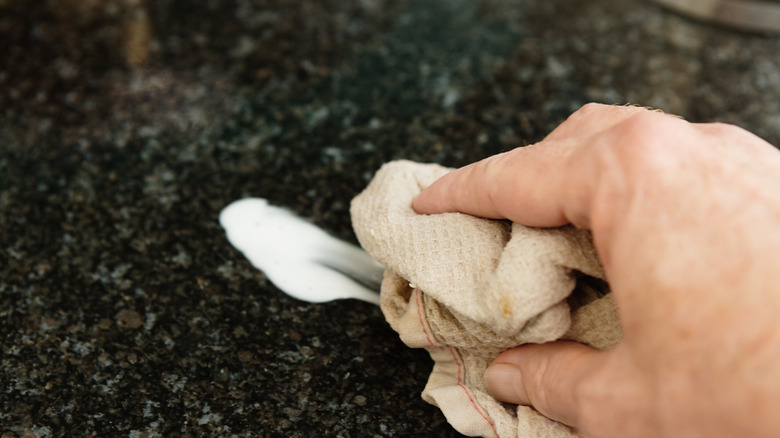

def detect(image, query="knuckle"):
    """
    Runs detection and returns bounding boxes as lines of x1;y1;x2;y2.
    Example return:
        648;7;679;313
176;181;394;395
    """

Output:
570;102;651;124
706;121;736;131
701;121;747;138
481;151;514;196
526;352;557;415
603;112;680;167
578;101;606;114
614;111;665;144
569;102;609;121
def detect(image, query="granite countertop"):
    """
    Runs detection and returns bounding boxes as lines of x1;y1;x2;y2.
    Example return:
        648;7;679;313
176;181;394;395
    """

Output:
2;0;779;436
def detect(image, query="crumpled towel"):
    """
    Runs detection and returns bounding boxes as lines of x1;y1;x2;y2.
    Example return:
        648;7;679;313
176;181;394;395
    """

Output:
350;160;623;438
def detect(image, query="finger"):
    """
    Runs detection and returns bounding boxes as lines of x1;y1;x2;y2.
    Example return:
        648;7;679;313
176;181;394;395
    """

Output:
484;341;607;429
412;102;652;225
412;105;682;228
412;141;578;227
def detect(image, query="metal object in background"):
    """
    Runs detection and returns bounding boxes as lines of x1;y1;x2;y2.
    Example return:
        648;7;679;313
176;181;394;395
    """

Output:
653;0;780;33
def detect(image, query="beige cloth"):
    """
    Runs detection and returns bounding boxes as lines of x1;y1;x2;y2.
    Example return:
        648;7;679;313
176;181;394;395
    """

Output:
350;160;623;438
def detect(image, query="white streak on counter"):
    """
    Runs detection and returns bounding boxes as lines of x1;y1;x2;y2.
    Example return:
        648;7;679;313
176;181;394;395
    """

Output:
219;198;383;305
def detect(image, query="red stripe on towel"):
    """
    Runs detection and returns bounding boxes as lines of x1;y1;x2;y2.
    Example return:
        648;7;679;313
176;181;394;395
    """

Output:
415;290;500;438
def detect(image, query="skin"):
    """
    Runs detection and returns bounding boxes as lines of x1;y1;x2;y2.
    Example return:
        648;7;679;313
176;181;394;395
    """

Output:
412;103;780;437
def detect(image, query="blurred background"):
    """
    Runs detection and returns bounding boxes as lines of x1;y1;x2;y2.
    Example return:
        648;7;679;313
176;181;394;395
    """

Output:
2;0;780;436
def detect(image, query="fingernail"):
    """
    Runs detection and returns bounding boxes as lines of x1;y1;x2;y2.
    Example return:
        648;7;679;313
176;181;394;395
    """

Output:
485;362;528;405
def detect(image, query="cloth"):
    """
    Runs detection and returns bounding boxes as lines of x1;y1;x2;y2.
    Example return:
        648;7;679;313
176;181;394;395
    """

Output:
350;160;623;438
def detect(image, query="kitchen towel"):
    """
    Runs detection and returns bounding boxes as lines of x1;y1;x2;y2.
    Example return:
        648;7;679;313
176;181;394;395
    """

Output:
350;160;623;438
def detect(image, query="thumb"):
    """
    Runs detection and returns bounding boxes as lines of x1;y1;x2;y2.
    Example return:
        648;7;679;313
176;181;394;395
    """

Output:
485;341;607;428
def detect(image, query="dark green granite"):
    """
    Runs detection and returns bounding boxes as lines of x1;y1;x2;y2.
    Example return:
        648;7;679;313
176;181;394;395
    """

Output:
2;0;779;436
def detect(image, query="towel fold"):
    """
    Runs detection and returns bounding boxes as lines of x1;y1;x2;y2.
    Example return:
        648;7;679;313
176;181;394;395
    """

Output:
351;160;623;438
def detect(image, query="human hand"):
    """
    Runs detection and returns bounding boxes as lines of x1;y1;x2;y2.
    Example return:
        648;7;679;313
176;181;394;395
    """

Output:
413;103;780;437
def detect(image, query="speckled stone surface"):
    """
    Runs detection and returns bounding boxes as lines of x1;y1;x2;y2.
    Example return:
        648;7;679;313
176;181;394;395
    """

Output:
2;0;780;436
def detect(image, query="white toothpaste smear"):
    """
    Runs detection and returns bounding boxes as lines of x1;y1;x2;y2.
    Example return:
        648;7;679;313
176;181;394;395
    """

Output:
219;198;383;305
